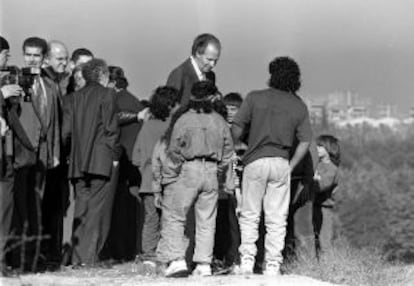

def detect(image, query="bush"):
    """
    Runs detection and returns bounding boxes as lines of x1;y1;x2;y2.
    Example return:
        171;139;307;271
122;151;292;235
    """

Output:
317;125;414;262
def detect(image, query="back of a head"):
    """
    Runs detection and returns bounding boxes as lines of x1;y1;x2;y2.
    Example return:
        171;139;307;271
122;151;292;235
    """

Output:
150;86;179;121
268;56;301;93
81;58;108;84
108;65;128;89
223;92;243;108
189;81;218;113
191;80;217;101
22;37;48;55
0;36;10;53
71;48;94;64
191;33;221;56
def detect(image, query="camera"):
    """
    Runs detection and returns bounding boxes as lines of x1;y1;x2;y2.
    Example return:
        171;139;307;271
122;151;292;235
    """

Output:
0;66;41;102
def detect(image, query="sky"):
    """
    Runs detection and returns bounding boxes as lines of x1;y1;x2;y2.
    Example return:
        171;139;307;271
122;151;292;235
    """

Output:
1;0;413;114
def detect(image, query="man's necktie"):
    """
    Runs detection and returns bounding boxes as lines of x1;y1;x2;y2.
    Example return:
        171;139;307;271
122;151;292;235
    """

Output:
32;76;47;123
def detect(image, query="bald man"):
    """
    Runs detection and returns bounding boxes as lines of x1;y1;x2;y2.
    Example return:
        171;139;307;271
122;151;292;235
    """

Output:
41;40;70;269
43;40;70;97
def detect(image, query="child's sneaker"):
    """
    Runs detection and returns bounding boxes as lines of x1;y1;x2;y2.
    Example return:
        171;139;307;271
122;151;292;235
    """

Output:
192;263;212;276
263;261;280;276
165;259;188;278
142;260;157;276
239;254;254;275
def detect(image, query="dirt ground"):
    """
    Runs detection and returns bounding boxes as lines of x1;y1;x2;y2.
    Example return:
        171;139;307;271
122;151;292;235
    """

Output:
0;263;337;286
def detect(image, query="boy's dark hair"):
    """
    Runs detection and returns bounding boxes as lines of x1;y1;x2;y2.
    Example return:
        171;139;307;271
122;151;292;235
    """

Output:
188;80;217;113
164;81;217;146
71;48;94;62
223;92;243;108
108;65;128;89
213;99;228;119
316;134;341;166
268;56;301;93
0;36;10;52
81;58;108;84
22;37;48;55
140;99;150;108
149;86;178;121
191;33;221;56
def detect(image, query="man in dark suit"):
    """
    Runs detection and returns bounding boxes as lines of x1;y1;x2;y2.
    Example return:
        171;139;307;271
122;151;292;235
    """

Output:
62;58;122;266
166;33;221;106
3;37;62;271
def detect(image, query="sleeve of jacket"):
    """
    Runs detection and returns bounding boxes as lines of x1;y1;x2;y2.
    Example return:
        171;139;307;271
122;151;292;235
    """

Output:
166;117;186;166
151;140;163;193
219;121;236;191
61;94;73;149
102;89;122;161
131;124;144;168
166;68;183;98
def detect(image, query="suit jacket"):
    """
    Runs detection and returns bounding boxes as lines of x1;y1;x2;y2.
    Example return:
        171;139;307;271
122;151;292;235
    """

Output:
166;58;215;106
1;76;61;170
62;82;122;179
114;89;143;160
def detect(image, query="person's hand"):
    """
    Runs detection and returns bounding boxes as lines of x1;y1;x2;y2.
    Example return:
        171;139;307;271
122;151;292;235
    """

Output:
129;186;141;201
314;171;321;181
0;84;23;99
113;161;119;168
154;193;162;209
137;107;150;121
234;188;242;217
0;116;8;137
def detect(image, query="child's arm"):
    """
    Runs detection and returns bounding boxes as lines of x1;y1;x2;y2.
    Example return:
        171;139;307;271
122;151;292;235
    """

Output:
152;140;164;205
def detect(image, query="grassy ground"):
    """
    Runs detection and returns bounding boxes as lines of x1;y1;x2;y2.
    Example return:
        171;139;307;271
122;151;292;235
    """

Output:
0;264;336;286
1;240;412;286
284;238;411;286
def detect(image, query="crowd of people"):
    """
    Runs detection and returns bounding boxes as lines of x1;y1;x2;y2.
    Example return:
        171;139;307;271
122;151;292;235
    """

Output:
0;33;340;278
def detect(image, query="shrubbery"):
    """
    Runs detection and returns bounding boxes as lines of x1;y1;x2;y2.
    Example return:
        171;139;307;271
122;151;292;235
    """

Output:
320;124;414;262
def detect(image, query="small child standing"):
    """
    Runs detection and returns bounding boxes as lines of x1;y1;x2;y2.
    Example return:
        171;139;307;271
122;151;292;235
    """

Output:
131;86;179;272
312;134;340;257
213;92;246;274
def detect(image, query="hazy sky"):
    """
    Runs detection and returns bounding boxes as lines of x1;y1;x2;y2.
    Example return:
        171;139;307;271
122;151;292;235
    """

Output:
1;0;413;113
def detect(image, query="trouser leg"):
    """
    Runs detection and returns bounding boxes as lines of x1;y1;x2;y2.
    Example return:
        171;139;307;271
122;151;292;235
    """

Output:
193;172;218;264
72;167;118;265
140;194;160;261
156;179;197;264
239;159;267;258
263;158;290;265
0;158;14;268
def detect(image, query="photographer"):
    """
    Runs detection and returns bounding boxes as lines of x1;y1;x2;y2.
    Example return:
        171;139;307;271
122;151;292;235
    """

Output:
3;37;62;272
0;35;23;276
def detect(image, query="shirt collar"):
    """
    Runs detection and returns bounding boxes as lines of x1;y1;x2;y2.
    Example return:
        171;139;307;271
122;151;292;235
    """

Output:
190;56;205;81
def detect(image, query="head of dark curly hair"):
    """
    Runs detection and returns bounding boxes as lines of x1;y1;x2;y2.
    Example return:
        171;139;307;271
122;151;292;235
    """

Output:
268;56;301;93
149;86;179;121
82;58;108;84
188;80;217;113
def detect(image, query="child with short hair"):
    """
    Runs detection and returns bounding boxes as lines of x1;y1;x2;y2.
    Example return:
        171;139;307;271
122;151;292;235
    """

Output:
212;92;246;274
312;134;340;257
131;86;179;273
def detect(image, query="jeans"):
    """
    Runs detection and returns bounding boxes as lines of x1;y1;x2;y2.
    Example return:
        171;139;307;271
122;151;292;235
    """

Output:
239;157;290;265
140;194;160;260
157;160;218;264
